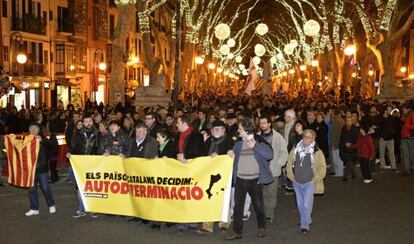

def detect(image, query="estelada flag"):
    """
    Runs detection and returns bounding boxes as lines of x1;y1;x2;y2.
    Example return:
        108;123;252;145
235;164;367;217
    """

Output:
4;134;40;188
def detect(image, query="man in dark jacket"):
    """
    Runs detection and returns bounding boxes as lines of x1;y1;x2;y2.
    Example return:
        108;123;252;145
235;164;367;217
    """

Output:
25;122;56;216
379;109;397;170
145;112;163;138
176;114;206;232
128;123;158;158
176;115;206;163
192;110;208;133
339;117;359;181
66;114;99;218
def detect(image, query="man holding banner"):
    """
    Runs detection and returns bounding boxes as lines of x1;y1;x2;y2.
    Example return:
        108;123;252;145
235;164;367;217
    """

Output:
67;114;100;218
197;120;235;234
226;118;273;240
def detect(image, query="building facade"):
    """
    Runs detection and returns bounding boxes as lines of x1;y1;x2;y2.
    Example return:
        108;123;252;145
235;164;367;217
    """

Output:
0;0;175;108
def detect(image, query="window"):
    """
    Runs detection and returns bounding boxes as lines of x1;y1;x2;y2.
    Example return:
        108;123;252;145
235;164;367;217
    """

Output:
2;0;7;17
43;50;48;64
57;6;71;32
109;14;115;38
3;46;8;63
55;44;65;74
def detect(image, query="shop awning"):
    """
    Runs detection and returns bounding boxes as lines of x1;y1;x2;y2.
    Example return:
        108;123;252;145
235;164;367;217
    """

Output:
55;79;78;86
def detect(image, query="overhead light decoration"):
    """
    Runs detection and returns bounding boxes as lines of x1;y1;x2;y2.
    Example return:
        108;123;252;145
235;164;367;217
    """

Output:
239;64;245;70
215;23;231;40
235;56;243;63
270;56;277;65
276;53;284;60
227;53;234;59
227;38;236;48
253;56;261;65
254;44;266;57
311;60;319;67
284;44;295;55
256;23;269;36
217;67;223;73
115;0;136;5
235;70;241;74
344;45;356;56
290;39;299;48
220;44;230;55
242;69;249;76
303;19;320;37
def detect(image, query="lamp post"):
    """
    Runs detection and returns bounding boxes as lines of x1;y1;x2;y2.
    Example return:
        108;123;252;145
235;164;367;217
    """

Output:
10;32;27;76
94;48;106;103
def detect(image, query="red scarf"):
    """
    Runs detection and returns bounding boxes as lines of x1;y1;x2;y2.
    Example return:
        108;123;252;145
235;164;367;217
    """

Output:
178;127;193;153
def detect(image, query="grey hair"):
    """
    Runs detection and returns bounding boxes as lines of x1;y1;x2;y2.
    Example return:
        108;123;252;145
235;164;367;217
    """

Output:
285;109;296;119
303;129;316;139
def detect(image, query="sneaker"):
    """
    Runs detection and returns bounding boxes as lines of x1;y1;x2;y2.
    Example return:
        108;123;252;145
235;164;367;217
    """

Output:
25;209;39;216
73;210;86;218
375;159;380;164
380;165;391;170
49;205;56;214
242;215;249;221
363;179;373;184
90;212;99;218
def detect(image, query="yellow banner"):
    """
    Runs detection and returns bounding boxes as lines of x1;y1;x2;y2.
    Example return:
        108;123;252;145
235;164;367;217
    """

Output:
70;155;233;223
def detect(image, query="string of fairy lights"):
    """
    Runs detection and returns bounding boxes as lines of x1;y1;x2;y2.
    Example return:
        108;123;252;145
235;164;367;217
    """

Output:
114;0;403;86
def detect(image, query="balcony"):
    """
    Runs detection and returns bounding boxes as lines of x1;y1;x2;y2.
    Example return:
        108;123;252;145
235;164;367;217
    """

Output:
11;16;47;35
12;63;48;76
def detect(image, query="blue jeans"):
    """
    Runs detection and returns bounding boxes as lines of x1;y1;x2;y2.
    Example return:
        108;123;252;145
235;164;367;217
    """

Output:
77;190;85;212
293;181;315;230
28;172;55;210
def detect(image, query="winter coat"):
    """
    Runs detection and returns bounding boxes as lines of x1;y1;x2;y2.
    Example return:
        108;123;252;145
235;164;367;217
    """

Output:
70;127;100;155
339;125;359;163
330;115;345;150
286;145;327;194
128;136;159;159
258;130;288;177
104;130;131;156
233;134;274;185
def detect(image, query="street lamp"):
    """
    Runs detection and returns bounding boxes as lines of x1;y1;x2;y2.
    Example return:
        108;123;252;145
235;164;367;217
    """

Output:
195;56;205;65
368;70;374;76
209;63;216;70
299;64;307;71
344;45;356;56
10;32;27;76
400;66;407;73
311;60;319;67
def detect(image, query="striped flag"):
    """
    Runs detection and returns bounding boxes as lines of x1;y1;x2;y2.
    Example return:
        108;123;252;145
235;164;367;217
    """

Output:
5;134;40;188
245;58;259;95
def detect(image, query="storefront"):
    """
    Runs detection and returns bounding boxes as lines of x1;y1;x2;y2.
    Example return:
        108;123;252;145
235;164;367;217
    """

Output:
6;78;50;108
52;79;82;108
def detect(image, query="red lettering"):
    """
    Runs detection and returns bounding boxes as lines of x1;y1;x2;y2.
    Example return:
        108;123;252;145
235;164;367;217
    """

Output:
177;187;186;200
93;181;103;192
134;185;140;197
170;187;178;200
147;185;158;198
103;181;111;192
120;182;129;194
191;186;203;200
139;185;146;197
110;181;120;194
84;180;93;192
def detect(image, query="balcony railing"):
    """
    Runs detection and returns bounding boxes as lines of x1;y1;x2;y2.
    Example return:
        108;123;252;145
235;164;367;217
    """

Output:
11;16;47;35
12;63;48;76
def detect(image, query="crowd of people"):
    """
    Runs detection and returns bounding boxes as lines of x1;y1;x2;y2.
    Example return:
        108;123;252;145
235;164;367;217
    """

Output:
1;90;414;240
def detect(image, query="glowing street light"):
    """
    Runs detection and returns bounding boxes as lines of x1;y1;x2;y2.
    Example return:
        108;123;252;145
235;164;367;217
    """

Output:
288;69;295;74
344;45;356;56
195;56;205;65
299;65;306;71
311;60;319;67
400;66;407;73
16;53;27;64
217;67;223;73
368;70;374;76
352;72;357;78
98;62;107;71
208;63;216;70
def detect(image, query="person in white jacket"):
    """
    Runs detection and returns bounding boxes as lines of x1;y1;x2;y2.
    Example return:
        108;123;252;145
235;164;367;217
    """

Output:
258;116;288;223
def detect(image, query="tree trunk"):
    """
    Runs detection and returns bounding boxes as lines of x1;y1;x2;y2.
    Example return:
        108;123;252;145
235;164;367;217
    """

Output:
109;4;135;105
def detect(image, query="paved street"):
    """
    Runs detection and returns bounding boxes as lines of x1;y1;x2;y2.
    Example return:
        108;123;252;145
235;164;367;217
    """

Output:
1;167;414;244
